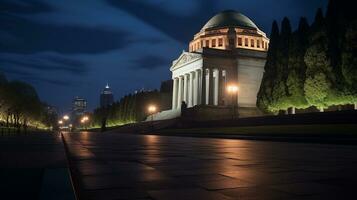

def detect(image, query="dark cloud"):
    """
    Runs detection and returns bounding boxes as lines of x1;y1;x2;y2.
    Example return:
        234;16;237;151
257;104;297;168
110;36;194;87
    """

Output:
1;0;53;14
0;54;88;75
23;75;76;86
107;0;328;43
0;13;132;54
131;55;170;70
0;65;32;76
107;0;215;43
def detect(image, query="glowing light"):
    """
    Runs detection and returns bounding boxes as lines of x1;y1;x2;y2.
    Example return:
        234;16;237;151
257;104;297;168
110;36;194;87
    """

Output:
63;115;70;120
148;105;157;113
58;120;63;124
81;116;89;123
227;84;239;93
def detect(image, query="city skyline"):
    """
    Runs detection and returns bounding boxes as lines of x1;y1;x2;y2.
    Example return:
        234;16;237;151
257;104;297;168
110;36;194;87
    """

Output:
1;0;328;111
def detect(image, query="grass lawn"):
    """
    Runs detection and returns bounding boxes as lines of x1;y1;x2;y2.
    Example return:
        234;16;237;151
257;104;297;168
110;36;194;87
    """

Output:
159;124;357;136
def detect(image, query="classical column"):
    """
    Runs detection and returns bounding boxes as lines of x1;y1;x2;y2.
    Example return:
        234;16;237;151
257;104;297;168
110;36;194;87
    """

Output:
183;74;188;104
194;70;199;106
198;69;202;104
208;68;214;105
189;72;194;107
201;69;206;105
172;78;178;109
218;70;223;106
177;76;183;108
214;69;219;105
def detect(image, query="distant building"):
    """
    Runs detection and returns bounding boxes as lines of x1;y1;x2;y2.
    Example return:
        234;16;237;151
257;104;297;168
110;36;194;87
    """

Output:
72;97;87;115
100;83;114;108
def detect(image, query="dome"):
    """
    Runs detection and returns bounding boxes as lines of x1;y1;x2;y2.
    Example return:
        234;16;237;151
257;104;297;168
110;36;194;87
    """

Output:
202;10;258;31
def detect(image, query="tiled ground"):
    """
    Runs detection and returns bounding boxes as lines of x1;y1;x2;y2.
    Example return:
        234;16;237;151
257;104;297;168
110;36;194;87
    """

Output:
63;132;357;200
0;132;75;200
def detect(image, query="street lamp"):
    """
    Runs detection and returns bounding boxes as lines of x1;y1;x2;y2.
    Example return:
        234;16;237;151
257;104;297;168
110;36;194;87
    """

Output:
63;115;70;121
58;120;63;130
226;84;239;119
148;105;157;130
81;116;89;130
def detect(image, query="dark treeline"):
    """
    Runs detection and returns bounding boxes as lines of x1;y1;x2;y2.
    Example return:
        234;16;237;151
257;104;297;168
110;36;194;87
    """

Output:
92;90;160;127
0;72;57;132
257;0;356;113
92;80;172;128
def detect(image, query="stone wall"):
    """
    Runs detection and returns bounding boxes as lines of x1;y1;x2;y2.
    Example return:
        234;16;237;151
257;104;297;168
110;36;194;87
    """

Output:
182;105;266;121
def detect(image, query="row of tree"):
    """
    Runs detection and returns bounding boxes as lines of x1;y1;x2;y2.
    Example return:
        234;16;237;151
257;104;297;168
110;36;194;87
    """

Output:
91;88;171;128
0;72;57;132
257;0;356;113
91;80;173;129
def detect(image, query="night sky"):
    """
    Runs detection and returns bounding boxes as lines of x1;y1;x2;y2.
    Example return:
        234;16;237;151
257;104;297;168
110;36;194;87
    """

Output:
1;0;328;112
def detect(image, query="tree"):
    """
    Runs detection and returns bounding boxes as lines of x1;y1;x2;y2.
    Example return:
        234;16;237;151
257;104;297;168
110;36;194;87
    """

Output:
304;9;335;111
341;21;357;108
7;81;42;132
257;21;280;112
271;17;292;112
304;73;332;111
286;18;310;113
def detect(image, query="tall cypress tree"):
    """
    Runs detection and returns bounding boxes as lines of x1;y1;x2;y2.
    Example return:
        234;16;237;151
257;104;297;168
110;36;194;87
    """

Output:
304;8;334;111
257;21;280;112
271;17;291;112
341;18;357;108
286;17;310;113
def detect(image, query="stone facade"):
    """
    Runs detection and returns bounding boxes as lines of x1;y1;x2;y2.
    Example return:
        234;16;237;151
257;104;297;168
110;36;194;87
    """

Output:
171;48;266;114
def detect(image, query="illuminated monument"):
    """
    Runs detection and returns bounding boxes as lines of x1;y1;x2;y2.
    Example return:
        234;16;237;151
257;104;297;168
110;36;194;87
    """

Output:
153;10;269;120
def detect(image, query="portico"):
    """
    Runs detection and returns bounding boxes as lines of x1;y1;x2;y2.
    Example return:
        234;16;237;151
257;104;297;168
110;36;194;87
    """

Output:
172;67;228;109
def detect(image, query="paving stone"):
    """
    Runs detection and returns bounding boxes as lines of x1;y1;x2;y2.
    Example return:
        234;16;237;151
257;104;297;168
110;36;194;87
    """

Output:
218;186;295;200
148;188;234;200
197;178;255;190
62;132;357;199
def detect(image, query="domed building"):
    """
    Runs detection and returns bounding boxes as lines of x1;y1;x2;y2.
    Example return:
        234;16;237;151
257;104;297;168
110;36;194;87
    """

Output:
189;10;269;52
153;10;269;120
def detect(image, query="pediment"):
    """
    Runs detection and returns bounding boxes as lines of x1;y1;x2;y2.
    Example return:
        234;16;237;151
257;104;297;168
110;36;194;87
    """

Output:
170;51;202;70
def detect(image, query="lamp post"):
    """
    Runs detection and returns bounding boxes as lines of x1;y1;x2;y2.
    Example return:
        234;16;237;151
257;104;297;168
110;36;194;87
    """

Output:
63;115;69;120
61;115;70;131
148;105;157;131
227;84;239;119
58;120;63;131
81;116;89;130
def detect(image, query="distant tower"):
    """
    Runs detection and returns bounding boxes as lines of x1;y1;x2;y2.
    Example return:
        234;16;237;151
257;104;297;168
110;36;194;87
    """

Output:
72;97;87;116
100;83;114;108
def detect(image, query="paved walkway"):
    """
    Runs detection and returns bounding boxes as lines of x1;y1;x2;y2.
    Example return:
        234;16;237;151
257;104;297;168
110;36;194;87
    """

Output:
62;132;357;200
0;132;75;200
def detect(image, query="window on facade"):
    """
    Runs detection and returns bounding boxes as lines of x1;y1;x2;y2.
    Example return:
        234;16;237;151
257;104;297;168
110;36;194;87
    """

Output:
201;40;204;48
238;37;242;46
257;40;260;48
206;40;209;47
212;39;216;47
262;41;264;49
251;39;254;47
218;38;223;47
244;38;248;47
